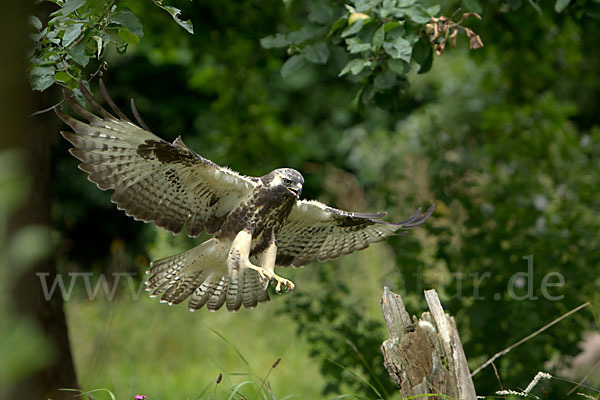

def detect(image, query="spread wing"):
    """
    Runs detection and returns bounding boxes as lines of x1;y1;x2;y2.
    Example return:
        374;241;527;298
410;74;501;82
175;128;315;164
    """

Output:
56;80;258;237
275;200;435;267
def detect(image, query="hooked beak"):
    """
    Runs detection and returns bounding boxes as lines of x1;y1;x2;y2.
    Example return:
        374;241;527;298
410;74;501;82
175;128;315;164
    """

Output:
287;183;302;199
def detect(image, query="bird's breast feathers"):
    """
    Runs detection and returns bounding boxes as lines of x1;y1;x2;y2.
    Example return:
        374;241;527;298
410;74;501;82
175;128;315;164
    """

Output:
216;184;295;241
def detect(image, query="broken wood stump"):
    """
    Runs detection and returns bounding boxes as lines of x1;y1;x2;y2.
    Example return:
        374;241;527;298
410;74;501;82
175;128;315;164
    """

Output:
380;287;477;399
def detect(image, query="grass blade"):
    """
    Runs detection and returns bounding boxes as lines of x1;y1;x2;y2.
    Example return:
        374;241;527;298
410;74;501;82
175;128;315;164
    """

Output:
326;357;383;399
209;328;252;369
59;388;117;400
227;380;255;400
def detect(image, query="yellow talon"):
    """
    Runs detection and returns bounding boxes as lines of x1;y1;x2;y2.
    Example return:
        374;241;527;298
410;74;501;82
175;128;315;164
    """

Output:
274;276;295;293
245;264;294;292
246;264;273;288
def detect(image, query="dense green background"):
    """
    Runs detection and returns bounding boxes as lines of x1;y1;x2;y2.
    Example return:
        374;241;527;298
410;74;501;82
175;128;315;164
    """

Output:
5;0;600;398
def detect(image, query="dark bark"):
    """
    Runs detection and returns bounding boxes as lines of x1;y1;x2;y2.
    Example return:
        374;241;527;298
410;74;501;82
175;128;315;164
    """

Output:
2;1;79;399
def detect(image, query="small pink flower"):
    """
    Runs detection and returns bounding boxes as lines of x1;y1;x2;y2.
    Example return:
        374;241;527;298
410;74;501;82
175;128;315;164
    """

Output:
135;396;148;400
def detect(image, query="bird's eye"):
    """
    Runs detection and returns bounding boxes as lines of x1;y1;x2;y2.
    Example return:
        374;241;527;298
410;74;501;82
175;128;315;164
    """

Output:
282;178;292;185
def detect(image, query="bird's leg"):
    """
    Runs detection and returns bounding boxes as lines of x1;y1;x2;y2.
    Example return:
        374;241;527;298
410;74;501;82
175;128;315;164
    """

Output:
227;230;273;285
260;241;295;293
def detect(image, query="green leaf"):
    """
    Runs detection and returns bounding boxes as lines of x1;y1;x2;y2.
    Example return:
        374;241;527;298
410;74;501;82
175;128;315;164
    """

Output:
93;35;103;58
304;42;330;64
71;87;87;105
412;39;433;73
308;2;334;24
374;69;397;90
372;25;385;50
118;27;140;46
361;84;376;104
30;66;55;91
30;65;54;77
401;5;432;24
29;16;42;30
341;19;365;38
328;17;348;36
461;0;483;14
379;0;395;18
345;37;371;54
555;0;571;12
288;26;325;44
339;58;370;76
62;23;82;47
152;2;194;34
112;8;144;38
102;33;111;53
58;0;86;15
351;84;365;108
67;42;89;67
281;54;308;78
427;5;441;16
260;33;290;49
383;37;412;62
383;21;401;33
54;70;72;84
417;50;432;74
66;67;81;88
354;0;379;13
387;59;409;74
29;28;47;43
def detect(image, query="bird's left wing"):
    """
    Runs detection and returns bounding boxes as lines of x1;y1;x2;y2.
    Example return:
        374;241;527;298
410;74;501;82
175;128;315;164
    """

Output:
275;200;435;267
56;81;258;237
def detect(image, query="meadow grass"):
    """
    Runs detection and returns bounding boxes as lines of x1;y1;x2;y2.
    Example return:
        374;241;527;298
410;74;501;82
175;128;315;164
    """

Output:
66;287;325;399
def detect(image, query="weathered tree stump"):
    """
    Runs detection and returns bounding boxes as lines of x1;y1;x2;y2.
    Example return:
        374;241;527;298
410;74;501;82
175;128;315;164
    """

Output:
380;287;477;399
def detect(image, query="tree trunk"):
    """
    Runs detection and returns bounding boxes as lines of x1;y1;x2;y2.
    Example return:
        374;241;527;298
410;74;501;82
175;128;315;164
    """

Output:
380;287;477;399
2;1;79;399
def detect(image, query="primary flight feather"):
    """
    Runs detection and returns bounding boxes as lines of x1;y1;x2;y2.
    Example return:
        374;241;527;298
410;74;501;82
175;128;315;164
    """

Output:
56;80;434;312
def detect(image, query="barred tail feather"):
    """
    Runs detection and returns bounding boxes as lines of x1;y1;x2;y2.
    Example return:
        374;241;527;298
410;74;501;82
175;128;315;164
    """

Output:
226;275;243;312
188;282;212;310
145;238;269;312
224;269;269;311
205;277;225;311
242;268;269;308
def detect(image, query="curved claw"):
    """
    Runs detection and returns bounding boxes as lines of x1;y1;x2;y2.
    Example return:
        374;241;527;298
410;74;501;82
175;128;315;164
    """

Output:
274;276;295;293
244;263;294;293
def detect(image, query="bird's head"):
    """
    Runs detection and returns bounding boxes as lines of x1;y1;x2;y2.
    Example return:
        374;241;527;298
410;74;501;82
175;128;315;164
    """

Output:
265;168;304;199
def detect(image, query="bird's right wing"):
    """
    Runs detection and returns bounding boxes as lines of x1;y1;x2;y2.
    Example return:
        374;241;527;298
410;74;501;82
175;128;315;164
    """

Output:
56;81;258;237
275;200;435;267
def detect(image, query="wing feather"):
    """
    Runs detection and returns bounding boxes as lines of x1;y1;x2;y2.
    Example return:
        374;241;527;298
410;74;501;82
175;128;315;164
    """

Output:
56;80;258;237
276;200;435;267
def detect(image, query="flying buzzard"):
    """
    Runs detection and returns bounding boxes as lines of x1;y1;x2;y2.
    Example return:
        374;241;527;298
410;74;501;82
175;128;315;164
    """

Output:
56;81;435;312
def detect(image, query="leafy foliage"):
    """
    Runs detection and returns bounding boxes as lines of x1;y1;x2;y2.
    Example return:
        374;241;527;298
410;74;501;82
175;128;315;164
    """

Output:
28;0;193;92
150;0;194;34
29;0;141;92
260;0;484;104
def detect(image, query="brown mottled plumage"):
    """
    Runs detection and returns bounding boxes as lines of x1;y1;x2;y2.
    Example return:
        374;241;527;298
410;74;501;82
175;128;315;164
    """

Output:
56;80;434;312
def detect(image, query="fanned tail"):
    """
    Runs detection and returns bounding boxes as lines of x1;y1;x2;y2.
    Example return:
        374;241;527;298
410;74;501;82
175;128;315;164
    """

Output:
145;238;269;312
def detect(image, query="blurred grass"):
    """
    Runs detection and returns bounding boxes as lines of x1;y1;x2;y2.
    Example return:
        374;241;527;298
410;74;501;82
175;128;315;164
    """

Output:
67;292;324;399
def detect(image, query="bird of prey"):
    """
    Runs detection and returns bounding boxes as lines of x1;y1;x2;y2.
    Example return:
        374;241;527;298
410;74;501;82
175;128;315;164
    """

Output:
56;81;435;312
